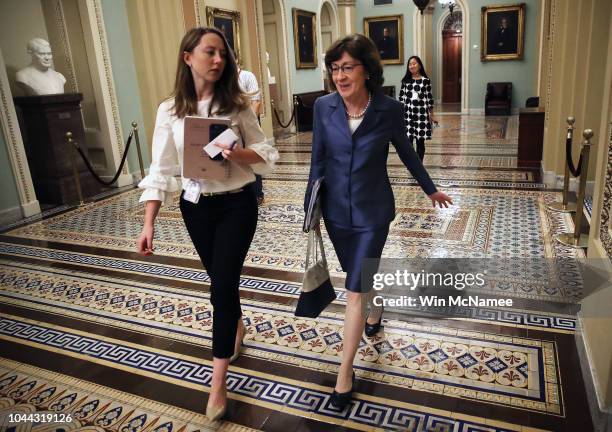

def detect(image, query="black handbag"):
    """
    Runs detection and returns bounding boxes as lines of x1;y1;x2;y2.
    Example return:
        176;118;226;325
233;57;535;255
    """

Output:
295;225;336;318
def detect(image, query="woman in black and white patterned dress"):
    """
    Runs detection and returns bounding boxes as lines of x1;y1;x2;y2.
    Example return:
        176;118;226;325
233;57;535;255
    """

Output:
398;55;437;161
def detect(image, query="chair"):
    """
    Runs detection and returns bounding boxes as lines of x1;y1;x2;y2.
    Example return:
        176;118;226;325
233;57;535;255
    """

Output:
485;82;512;115
293;90;328;131
381;85;396;99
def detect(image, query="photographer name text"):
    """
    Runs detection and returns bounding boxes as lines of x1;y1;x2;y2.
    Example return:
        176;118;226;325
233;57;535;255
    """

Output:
372;295;513;307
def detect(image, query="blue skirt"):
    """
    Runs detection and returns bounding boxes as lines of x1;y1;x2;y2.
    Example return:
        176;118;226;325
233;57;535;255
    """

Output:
324;220;390;293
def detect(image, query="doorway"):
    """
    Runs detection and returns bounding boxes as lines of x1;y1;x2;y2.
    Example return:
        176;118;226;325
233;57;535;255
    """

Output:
441;12;462;107
319;0;339;92
262;0;292;134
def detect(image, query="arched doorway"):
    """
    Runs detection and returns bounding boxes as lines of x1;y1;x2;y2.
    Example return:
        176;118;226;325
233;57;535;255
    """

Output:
319;0;339;91
319;1;339;53
432;0;469;113
441;11;462;107
262;0;292;132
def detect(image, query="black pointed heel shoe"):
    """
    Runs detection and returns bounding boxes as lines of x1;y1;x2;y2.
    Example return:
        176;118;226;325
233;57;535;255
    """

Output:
330;371;356;411
365;308;384;337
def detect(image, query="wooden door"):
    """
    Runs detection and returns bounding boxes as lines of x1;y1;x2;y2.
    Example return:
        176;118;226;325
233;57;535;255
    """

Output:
442;31;462;103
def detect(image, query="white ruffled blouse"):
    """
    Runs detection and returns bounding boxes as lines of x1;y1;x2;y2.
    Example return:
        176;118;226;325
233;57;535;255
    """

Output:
138;98;279;206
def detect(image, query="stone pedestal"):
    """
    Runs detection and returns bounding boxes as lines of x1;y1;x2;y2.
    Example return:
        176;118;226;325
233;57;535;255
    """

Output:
13;93;101;205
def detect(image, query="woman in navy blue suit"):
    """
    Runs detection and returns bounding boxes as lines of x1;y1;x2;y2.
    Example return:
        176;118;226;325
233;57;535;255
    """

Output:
304;34;452;410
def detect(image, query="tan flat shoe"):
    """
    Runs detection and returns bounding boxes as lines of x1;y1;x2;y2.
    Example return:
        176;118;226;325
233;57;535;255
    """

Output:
206;403;226;421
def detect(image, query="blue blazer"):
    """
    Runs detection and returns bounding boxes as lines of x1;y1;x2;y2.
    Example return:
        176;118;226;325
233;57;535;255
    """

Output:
305;91;437;228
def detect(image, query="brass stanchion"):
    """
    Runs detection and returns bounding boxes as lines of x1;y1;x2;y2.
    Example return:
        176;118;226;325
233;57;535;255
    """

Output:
555;129;594;248
131;121;145;181
65;131;84;206
293;95;300;134
270;98;277;129
548;117;577;213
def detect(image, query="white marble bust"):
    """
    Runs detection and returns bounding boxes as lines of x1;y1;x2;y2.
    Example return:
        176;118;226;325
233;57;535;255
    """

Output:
15;38;66;96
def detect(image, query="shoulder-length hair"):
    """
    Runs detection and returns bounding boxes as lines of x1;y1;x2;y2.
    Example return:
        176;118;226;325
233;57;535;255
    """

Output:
324;34;384;93
401;55;429;82
170;27;248;118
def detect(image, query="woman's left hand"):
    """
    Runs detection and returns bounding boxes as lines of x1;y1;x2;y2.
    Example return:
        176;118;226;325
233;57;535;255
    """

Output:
215;142;264;165
428;191;453;208
215;142;243;162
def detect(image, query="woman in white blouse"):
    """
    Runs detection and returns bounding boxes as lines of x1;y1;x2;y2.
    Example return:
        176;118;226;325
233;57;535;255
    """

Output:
136;27;278;421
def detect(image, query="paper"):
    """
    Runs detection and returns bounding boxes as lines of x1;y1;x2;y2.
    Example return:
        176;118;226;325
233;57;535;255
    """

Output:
203;128;239;158
183;179;201;204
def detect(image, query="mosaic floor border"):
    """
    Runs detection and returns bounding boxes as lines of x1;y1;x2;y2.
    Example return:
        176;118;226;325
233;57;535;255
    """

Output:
0;246;578;332
276;148;519;156
0;358;252;432
0;318;551;431
268;165;534;182
277;153;519;168
0;264;564;415
264;175;545;190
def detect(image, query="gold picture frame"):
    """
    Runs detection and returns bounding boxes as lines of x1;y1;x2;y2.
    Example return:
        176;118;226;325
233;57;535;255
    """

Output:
206;7;241;62
481;3;525;61
364;15;404;65
292;9;317;69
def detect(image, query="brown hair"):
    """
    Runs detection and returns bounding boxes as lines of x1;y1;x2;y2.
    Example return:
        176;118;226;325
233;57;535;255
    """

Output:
324;33;384;93
170;27;248;118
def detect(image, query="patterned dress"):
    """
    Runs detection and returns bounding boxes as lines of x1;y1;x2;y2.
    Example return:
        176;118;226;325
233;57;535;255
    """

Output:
398;77;434;140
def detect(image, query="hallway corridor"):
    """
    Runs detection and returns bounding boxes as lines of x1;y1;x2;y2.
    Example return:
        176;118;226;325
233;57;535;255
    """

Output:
0;114;595;431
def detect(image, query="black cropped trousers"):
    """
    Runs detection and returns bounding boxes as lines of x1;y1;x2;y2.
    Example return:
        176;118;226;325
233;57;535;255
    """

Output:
179;188;257;358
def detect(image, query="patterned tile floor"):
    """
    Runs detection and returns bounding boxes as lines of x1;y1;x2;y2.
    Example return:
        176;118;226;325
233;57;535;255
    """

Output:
277;152;519;168
275;115;519;146
0;113;596;431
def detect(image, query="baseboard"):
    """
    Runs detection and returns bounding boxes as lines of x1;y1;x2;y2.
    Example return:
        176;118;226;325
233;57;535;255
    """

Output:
0;205;23;225
541;169;595;195
468;108;517;115
542;170;559;188
131;167;150;184
21;199;41;217
576;315;612;431
586;180;595;197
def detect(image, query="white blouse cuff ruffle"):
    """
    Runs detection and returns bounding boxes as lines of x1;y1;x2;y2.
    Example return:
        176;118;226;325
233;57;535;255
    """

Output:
249;142;279;175
138;174;180;207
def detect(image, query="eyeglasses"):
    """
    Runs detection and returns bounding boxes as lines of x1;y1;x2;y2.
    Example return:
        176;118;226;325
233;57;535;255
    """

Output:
328;63;363;75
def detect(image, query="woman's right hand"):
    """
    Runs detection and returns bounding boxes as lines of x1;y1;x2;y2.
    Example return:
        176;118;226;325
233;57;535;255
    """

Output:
137;224;155;256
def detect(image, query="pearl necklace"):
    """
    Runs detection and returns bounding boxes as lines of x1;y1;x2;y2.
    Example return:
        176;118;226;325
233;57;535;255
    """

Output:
346;93;372;119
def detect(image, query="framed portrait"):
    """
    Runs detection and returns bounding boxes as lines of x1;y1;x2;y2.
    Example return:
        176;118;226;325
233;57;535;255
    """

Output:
364;15;403;65
206;7;241;62
481;3;525;61
292;9;317;69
